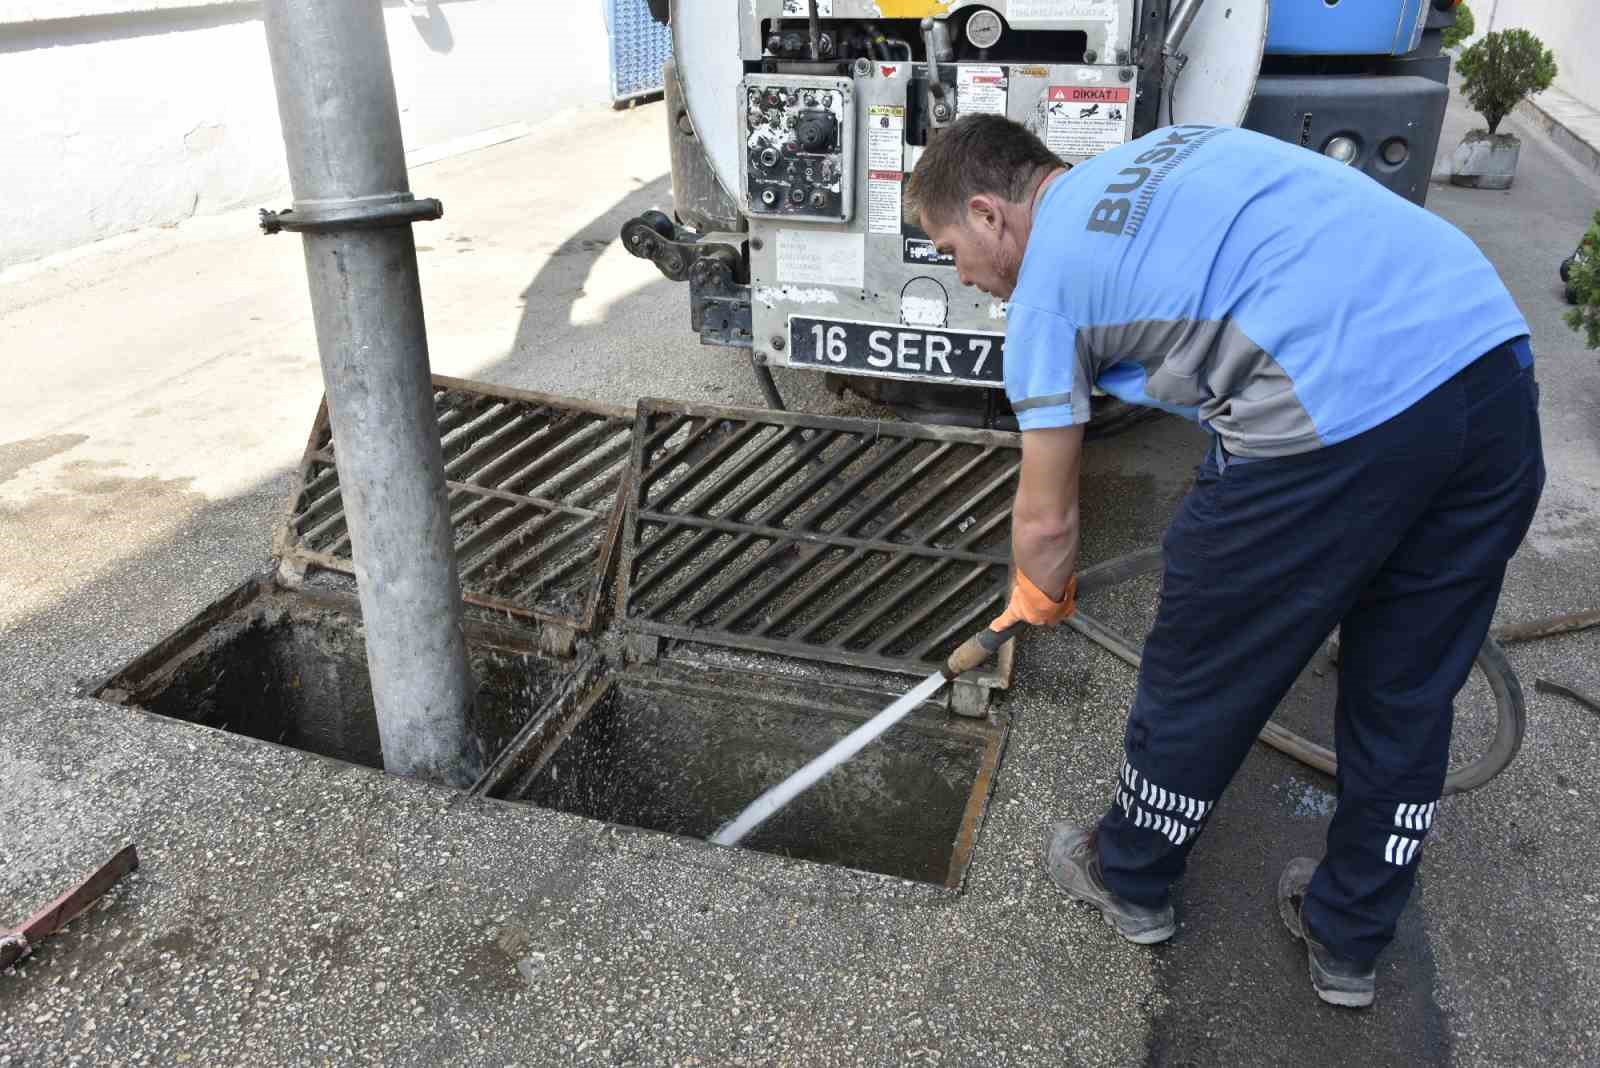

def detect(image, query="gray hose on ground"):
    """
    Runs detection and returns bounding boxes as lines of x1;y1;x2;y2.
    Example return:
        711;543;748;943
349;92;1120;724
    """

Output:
1067;609;1526;797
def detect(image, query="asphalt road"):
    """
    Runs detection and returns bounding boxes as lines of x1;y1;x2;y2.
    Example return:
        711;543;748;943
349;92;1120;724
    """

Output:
2;87;1598;1066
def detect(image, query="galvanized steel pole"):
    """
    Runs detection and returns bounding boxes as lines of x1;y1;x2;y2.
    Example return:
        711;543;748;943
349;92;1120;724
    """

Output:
262;0;482;786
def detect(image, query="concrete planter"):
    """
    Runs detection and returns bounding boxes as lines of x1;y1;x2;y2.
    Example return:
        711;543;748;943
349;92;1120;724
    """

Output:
1451;130;1522;190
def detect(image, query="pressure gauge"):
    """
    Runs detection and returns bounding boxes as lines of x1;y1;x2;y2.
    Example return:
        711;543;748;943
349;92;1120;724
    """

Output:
965;9;1004;50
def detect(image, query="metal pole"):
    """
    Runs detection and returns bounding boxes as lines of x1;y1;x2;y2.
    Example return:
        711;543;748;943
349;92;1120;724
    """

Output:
262;0;482;787
1163;0;1206;57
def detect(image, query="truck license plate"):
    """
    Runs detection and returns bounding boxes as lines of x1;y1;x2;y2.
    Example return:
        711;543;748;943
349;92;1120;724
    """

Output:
789;317;1005;386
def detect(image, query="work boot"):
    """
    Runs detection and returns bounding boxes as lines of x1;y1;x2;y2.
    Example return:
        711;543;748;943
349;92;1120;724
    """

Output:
1278;857;1377;1009
1043;822;1176;945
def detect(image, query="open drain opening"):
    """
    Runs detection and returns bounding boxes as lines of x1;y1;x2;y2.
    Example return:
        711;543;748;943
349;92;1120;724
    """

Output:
481;670;1002;887
96;583;565;773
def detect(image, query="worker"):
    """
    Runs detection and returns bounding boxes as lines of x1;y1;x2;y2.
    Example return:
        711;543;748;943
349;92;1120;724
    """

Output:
907;115;1544;1009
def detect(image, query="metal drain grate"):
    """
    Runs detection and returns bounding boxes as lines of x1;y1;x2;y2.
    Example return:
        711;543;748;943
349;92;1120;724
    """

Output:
280;377;632;631
621;400;1021;686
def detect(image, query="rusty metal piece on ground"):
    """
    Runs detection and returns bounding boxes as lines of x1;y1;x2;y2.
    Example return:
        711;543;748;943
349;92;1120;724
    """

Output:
278;376;633;633
2;845;139;971
619;399;1021;687
1535;678;1600;715
1492;609;1600;646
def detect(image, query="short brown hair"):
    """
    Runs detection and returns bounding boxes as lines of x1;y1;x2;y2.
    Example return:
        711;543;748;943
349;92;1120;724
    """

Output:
905;114;1066;229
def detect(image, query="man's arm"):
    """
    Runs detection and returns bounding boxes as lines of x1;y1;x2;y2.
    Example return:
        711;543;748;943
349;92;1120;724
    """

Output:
1011;424;1085;600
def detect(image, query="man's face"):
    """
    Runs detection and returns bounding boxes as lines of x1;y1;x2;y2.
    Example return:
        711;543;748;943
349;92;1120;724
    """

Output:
924;196;1022;300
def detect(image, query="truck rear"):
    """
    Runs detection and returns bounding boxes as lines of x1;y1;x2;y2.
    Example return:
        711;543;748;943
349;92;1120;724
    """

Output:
628;1;1461;429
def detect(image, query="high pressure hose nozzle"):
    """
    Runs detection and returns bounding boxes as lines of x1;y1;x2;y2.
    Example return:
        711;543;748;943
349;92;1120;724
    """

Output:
944;571;1078;679
943;620;1027;680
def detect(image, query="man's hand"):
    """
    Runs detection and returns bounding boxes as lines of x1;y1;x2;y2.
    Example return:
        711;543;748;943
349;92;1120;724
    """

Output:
993;569;1078;631
948;571;1074;678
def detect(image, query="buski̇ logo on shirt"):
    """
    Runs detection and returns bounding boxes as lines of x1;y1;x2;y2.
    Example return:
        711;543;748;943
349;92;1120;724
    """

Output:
1087;125;1227;239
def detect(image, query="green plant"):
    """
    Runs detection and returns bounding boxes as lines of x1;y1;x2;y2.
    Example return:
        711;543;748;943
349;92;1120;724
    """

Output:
1457;28;1557;135
1565;212;1600;350
1442;2;1474;50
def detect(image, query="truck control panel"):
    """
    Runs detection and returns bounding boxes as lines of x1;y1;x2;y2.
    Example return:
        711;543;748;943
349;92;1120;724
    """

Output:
741;75;855;223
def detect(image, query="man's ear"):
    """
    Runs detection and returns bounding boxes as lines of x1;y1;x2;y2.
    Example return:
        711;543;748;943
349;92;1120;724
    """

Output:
967;193;1003;234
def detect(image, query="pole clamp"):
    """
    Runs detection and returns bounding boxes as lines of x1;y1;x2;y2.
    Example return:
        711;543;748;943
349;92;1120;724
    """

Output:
259;194;444;235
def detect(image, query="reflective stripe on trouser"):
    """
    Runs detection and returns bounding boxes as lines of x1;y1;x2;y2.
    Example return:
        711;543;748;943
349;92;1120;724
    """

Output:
1114;759;1215;846
1094;341;1544;967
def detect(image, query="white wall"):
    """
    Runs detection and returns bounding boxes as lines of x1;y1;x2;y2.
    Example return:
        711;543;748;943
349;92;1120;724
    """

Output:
1472;0;1600;113
0;1;614;270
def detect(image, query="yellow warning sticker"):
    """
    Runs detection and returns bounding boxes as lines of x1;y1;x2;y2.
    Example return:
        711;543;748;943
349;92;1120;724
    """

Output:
868;0;955;17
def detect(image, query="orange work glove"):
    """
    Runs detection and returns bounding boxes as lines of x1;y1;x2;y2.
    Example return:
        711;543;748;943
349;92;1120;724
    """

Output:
991;570;1077;630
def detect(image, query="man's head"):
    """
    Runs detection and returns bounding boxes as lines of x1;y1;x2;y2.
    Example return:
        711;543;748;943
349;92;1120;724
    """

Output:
906;114;1066;300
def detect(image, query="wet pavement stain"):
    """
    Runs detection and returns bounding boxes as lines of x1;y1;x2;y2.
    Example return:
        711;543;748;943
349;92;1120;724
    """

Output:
0;461;208;628
1276;776;1337;819
0;432;88;484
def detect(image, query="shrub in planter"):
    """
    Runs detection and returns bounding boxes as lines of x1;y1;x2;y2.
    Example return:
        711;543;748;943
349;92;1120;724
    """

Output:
1442;3;1474;51
1564;212;1600;348
1451;28;1557;190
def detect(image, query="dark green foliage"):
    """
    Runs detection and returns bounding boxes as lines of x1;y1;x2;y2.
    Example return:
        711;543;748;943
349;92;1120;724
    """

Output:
1565;212;1600;350
1442;3;1474;50
1457;28;1558;135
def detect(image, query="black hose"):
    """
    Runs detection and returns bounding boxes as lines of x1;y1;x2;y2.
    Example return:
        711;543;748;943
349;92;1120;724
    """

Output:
1067;608;1527;797
863;23;889;61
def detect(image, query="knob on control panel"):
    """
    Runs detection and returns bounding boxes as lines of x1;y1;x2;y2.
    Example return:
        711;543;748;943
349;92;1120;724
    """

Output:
795;112;838;153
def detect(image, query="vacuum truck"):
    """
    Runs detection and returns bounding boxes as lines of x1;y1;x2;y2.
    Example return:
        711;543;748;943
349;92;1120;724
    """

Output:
625;0;1463;429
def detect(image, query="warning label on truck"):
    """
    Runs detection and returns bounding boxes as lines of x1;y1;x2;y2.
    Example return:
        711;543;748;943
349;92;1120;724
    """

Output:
957;65;1008;116
867;105;905;172
867;105;907;237
1010;0;1116;20
1045;85;1130;158
782;0;831;15
777;229;864;289
868;171;903;236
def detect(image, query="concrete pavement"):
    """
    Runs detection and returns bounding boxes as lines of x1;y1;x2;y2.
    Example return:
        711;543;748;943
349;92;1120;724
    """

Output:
2;89;1598;1066
1520;83;1600;177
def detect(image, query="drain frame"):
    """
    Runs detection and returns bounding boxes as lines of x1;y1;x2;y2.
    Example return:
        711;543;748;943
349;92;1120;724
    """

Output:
618;398;1021;693
276;375;633;636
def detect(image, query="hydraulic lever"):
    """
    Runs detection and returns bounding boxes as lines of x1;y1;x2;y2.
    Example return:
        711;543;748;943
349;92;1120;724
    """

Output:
920;17;956;129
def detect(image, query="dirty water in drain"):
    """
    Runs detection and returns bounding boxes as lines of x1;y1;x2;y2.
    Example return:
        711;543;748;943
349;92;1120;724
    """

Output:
504;676;984;884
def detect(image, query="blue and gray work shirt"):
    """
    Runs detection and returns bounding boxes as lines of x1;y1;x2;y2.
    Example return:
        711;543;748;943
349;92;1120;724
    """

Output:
1005;125;1531;455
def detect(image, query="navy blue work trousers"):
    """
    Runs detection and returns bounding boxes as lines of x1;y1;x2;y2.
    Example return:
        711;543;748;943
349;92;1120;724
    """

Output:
1096;339;1545;967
